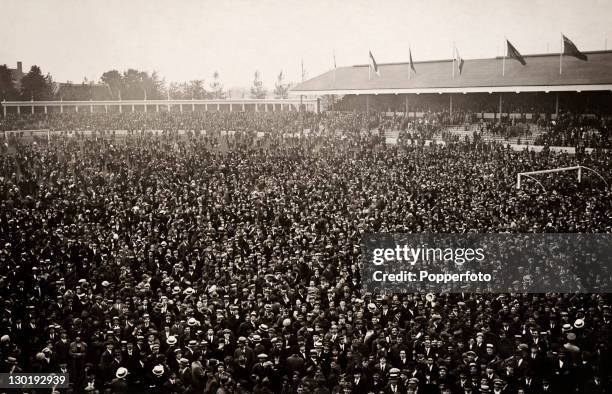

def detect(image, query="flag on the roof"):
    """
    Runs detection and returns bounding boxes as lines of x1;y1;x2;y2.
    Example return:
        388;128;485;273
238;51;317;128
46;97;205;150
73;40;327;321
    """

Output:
455;48;465;74
563;34;588;61
369;51;380;76
409;49;416;74
506;40;526;65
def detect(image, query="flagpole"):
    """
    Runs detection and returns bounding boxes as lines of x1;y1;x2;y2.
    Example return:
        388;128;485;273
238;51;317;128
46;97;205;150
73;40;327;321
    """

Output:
502;38;506;77
559;34;563;75
452;42;456;79
333;50;337;85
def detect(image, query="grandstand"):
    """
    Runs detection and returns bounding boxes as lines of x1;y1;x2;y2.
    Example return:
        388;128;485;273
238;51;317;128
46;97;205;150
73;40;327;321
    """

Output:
286;51;612;148
291;50;612;116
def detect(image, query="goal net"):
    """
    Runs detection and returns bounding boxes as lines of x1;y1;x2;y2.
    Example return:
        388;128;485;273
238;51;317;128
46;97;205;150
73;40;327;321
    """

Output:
516;166;608;192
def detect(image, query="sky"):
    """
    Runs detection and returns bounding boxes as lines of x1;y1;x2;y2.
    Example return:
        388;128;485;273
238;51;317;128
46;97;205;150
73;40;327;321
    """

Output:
2;0;612;89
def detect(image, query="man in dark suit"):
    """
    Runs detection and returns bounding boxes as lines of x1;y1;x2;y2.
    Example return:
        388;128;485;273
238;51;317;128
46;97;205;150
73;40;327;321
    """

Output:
376;355;391;378
204;327;217;347
351;368;370;394
395;349;412;370
233;336;255;369
285;352;305;375
519;370;538;394
177;358;192;388
162;372;183;394
12;319;27;346
54;331;71;365
549;351;574;392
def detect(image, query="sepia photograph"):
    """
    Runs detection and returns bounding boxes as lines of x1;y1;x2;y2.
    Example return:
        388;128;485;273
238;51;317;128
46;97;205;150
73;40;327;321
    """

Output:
1;0;611;393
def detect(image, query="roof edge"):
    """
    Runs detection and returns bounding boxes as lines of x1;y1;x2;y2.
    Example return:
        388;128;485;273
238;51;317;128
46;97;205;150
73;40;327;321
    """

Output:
290;84;612;95
351;49;612;68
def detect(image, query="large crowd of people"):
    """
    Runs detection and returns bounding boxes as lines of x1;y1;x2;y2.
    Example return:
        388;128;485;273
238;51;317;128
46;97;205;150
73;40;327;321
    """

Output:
2;109;611;149
0;112;321;135
0;110;611;394
533;113;612;150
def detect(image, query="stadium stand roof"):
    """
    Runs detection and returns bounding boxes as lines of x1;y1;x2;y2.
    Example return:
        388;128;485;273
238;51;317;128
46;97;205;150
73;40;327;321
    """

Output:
291;50;612;95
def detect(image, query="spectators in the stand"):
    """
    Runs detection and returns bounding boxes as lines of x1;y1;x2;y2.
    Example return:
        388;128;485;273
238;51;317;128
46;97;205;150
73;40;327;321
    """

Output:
0;111;321;135
534;112;612;149
2;109;611;148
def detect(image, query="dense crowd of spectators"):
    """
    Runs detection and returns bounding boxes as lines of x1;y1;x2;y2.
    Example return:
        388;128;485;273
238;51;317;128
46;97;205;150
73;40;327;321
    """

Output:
470;122;532;142
3;109;611;148
0;112;321;135
333;92;612;117
0;111;612;393
534;113;612;149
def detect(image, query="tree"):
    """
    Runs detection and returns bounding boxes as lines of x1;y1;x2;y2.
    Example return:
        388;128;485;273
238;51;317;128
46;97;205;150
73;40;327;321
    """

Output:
100;69;165;100
45;73;56;99
121;69;146;100
146;71;165;100
187;80;206;99
209;71;225;99
168;82;187;99
273;71;289;99
250;70;267;99
0;65;19;101
101;70;122;99
20;65;54;100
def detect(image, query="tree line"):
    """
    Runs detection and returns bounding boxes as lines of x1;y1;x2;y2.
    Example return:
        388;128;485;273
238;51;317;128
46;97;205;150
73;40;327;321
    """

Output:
0;65;54;101
0;64;292;102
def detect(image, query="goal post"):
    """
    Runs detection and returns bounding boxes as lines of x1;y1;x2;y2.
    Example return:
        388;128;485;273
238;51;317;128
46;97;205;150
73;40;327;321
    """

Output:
517;166;608;190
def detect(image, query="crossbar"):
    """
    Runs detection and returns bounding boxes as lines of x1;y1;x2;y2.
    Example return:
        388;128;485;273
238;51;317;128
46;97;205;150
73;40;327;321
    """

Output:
517;166;607;189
